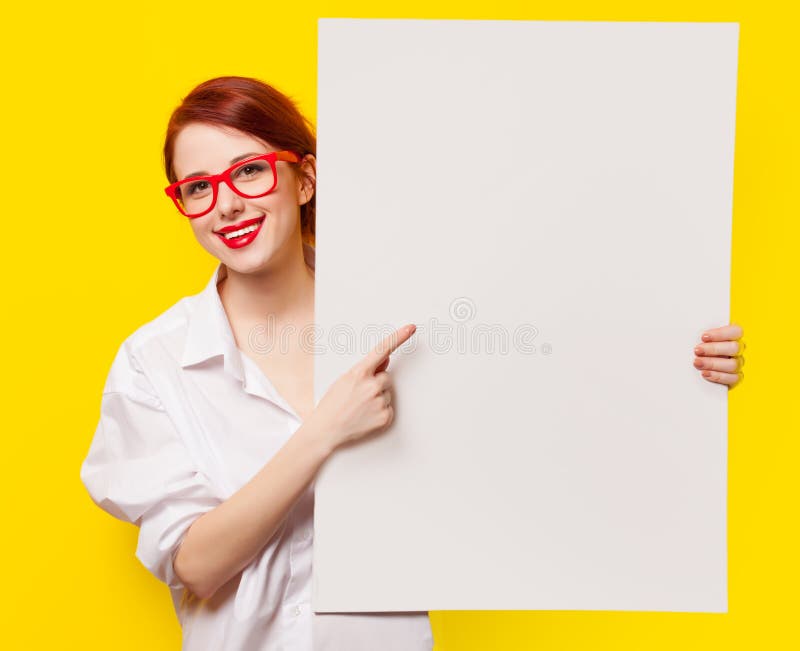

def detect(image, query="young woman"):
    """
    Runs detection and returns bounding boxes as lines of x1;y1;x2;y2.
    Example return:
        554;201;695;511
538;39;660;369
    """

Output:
80;75;744;651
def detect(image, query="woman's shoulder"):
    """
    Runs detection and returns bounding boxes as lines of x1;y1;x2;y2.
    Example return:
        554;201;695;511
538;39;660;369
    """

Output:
124;295;193;352
104;291;203;394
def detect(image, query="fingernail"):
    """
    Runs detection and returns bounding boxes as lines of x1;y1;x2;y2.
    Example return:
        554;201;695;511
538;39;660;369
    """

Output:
694;359;704;369
701;334;712;342
694;346;704;355
702;371;712;378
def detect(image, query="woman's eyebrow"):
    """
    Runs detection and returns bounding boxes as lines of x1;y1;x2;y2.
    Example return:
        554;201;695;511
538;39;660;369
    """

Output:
181;152;263;180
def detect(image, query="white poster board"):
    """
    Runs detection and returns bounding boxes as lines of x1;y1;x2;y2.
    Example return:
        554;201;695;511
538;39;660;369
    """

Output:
313;18;738;613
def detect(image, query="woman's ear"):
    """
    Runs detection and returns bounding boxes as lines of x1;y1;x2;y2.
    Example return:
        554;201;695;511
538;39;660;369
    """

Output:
297;154;317;206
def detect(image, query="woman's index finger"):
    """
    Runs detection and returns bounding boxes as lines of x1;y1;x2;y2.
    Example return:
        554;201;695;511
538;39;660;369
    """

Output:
363;324;417;372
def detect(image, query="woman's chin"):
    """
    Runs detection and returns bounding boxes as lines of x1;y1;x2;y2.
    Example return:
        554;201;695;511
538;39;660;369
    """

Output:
215;242;279;275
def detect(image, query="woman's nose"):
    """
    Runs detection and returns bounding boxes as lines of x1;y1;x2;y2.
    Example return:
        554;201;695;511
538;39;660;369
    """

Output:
215;180;246;217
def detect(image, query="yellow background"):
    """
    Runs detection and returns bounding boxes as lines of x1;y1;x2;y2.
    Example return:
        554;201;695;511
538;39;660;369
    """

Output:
2;0;796;648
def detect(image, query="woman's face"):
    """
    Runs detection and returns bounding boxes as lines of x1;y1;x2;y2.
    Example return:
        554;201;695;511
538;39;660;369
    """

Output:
171;122;313;274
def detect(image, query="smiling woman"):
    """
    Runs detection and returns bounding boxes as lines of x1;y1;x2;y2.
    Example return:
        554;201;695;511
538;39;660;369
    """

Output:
79;76;433;651
163;77;317;247
169;120;312;277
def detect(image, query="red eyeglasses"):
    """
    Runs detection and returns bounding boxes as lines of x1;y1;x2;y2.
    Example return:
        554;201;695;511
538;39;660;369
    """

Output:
165;150;302;218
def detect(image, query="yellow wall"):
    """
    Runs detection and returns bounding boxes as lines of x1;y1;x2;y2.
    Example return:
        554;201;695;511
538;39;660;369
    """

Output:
2;1;795;648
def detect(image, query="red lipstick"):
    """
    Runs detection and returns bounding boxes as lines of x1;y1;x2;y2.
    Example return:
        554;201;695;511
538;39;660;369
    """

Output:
215;216;266;249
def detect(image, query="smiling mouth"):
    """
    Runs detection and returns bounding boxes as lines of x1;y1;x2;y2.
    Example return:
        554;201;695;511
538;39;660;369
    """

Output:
214;216;266;249
220;222;260;239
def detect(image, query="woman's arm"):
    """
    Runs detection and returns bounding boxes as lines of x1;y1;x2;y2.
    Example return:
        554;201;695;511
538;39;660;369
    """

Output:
175;324;417;600
174;420;333;600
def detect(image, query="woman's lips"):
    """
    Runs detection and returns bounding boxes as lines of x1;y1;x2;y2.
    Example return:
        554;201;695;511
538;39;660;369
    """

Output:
215;216;266;249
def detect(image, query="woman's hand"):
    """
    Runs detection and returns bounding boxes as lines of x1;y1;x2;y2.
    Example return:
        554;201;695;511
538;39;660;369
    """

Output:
306;324;417;451
693;323;745;388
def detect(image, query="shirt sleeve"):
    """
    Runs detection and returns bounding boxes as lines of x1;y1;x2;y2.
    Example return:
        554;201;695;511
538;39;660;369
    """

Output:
79;342;225;591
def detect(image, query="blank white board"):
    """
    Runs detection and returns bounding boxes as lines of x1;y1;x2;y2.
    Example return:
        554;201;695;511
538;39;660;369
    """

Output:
313;18;738;613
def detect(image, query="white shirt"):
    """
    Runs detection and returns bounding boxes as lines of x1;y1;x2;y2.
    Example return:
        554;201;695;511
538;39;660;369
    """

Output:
80;242;433;651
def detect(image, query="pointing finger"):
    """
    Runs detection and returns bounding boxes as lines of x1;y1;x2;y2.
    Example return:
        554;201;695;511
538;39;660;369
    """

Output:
362;324;417;374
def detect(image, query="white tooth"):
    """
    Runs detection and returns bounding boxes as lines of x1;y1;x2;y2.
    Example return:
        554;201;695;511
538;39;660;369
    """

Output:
222;221;261;239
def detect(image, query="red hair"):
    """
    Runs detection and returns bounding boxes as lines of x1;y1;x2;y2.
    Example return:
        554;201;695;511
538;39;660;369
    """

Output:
163;76;316;246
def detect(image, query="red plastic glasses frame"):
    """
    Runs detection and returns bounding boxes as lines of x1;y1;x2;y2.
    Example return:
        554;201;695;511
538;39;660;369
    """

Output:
164;150;302;218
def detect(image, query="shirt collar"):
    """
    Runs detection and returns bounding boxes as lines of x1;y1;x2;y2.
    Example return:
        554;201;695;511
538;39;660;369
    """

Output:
180;241;316;378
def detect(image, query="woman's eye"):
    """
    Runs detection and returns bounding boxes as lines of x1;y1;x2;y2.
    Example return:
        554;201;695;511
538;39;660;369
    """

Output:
186;180;209;196
236;163;265;178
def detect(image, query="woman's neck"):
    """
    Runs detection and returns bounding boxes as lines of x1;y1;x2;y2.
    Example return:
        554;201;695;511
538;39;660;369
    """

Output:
217;241;315;326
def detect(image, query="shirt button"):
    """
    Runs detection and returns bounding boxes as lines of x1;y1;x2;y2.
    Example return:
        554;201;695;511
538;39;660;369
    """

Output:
293;605;302;617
